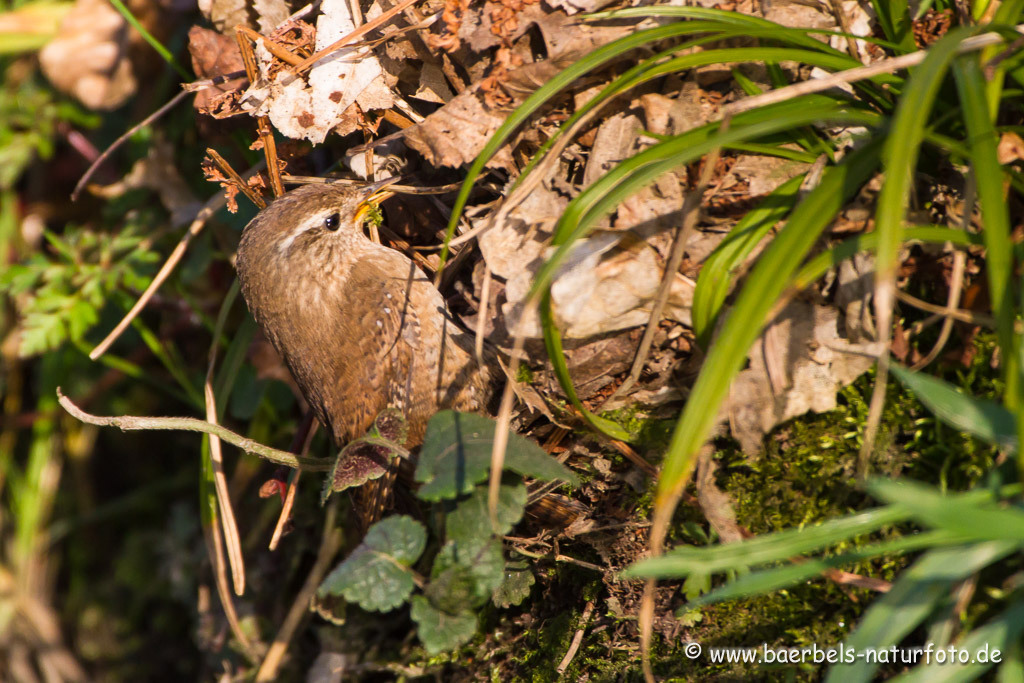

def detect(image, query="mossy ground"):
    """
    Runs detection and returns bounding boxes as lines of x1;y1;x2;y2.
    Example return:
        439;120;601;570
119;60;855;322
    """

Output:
450;334;1003;681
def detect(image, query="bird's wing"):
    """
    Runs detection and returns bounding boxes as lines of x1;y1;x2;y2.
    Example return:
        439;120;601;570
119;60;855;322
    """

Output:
328;252;422;443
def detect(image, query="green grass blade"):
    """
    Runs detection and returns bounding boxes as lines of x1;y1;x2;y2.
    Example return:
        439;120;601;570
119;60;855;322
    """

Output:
874;28;977;330
650;138;883;505
892;600;1024;682
953;56;1017;398
868;478;1024;541
625;500;908;578
440;21;722;268
890;363;1017;452
106;0;189;79
683;530;967;609
692;174;805;344
791;226;982;292
825;541;1018;683
533;104;880;436
539;290;630;440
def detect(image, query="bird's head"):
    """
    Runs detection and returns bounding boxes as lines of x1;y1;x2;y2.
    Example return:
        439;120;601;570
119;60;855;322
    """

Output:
235;178;398;295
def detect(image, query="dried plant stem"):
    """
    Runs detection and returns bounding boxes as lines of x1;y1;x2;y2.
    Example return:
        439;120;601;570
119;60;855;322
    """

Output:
556;600;595;675
206;148;267;209
234;30;286;199
269;416;318;551
56;389;331;471
71;89;191;202
724;24;1024;117
637;126;728;683
203;515;259;663
897;290;996;327
236;26;305;66
88;162;265;360
827;0;862;63
90;198;218;359
205;281;245;596
476;261;492;369
604;130;725;407
289;0;424;74
256;502;343;682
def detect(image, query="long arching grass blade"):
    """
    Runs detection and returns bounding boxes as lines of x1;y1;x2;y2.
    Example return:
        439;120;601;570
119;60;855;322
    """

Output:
691;174;805;345
651;136;883;516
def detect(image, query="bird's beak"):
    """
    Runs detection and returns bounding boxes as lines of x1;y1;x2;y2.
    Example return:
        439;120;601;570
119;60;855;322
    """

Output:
354;176;401;225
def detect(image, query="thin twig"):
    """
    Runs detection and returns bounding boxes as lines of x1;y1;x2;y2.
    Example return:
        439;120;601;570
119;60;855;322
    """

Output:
89;162;265;360
280;175;464;195
603;120;728;407
234;28;286;199
206;149;267;208
236;26;305;66
556;600;595;675
724;25;1024;117
57;388;332;470
896;290;996;327
256;502;343;682
203;513;259;663
269;417;318;551
72;89;192;201
638;122;730;683
288;0;424;74
827;0;862;63
476;261;492;369
912;252;968;369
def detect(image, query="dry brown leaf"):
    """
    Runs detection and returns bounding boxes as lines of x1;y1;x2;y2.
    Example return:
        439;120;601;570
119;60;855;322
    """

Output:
241;0;395;143
723;300;877;454
88;136;200;225
252;0;290;33
543;0;617;17
998;131;1024;164
198;0;251;33
188;26;247;116
726;154;812;197
39;0;139;110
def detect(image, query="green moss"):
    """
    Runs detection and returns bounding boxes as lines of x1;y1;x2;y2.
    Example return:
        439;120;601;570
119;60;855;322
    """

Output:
516;363;535;384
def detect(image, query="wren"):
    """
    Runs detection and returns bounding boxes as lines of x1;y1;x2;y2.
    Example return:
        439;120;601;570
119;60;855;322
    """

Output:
235;181;493;515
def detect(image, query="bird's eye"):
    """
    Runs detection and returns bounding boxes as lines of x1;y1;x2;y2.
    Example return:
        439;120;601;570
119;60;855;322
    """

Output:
324;212;341;231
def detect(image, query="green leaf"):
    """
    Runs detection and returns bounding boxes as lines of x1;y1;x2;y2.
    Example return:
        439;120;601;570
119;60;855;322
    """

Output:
826;541;1017;683
678;530;965;610
651;138;882;515
891;600;1024;682
625;503;909;578
410;595;478;655
890;364;1017;452
492;560;535;608
415;411;578;501
691;174;805;344
447;482;527;550
318;515;426;612
431;537;505;607
868;478;1024;542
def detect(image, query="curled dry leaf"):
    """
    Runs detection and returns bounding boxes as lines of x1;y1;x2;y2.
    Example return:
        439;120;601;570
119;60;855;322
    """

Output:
241;0;395;143
39;0;146;110
198;0;250;34
401;10;636;168
998;132;1024;165
87;136;200;226
723;299;878;454
188;26;246;117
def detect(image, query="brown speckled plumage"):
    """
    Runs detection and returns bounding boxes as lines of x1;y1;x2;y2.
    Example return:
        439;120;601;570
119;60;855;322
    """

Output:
235;182;492;519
